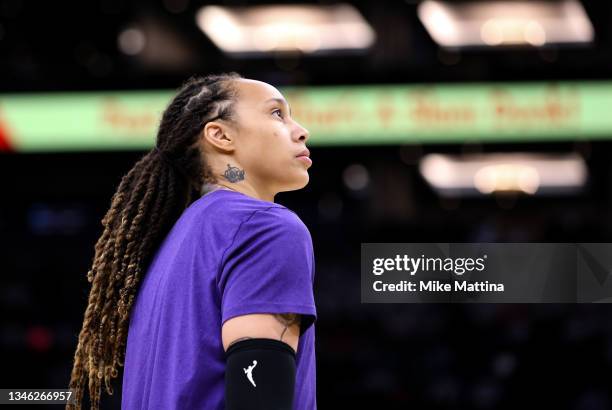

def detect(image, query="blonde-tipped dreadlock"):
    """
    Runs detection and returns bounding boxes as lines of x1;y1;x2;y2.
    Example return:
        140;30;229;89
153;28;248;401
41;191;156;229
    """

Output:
67;72;242;409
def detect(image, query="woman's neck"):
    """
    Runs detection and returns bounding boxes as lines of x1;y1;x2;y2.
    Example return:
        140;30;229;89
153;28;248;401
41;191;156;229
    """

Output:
201;182;276;203
202;182;235;194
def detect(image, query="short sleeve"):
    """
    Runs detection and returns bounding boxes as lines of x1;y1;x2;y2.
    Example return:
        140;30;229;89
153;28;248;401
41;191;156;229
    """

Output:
218;207;317;336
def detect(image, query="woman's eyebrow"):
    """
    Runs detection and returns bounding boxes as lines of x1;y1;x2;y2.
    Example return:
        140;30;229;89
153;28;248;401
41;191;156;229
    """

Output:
264;97;292;116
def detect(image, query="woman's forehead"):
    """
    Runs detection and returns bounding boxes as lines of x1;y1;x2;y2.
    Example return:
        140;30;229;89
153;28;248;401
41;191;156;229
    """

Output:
234;78;285;105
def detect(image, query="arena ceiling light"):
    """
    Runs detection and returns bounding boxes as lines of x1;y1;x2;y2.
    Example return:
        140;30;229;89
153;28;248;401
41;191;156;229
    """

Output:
195;3;375;54
417;0;594;47
418;153;587;197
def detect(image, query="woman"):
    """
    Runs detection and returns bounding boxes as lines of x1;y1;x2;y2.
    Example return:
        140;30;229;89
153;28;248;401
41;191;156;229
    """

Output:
67;72;317;409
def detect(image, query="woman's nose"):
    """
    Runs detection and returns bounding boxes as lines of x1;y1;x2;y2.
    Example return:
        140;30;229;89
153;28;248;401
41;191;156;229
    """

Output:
294;121;309;142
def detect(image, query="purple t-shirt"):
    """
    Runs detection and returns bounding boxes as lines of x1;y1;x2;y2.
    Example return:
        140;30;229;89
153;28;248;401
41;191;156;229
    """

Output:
121;189;317;409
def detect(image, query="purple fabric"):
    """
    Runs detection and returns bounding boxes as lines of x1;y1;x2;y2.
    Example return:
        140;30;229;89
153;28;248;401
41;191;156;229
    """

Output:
121;189;317;409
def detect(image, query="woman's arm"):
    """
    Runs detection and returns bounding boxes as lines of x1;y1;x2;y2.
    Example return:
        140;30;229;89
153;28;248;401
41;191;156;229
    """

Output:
222;313;302;410
222;313;302;353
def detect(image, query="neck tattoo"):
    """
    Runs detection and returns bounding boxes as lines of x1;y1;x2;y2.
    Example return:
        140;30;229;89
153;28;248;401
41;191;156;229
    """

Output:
222;163;246;183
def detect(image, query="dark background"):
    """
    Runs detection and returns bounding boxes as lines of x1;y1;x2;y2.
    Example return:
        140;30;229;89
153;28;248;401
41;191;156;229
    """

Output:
2;0;612;408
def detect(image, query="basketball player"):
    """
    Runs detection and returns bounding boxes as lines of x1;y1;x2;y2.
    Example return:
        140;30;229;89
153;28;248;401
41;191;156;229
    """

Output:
67;72;317;409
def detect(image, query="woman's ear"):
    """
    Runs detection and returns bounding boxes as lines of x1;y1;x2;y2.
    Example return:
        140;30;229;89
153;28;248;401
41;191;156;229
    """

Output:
202;121;235;154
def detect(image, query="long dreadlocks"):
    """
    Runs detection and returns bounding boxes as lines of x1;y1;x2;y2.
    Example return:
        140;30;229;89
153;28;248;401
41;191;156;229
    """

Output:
66;72;243;409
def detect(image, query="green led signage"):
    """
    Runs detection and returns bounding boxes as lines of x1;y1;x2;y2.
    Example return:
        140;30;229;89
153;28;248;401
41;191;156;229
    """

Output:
0;81;610;152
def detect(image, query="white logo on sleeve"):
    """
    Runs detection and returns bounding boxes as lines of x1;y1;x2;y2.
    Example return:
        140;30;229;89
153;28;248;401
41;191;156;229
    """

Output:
244;360;258;387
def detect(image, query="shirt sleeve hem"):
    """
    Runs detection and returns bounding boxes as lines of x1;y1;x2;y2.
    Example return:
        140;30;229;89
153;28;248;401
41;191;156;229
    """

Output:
221;302;317;327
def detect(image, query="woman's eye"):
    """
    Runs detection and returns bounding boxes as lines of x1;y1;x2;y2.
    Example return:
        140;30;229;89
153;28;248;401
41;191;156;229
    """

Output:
272;109;283;118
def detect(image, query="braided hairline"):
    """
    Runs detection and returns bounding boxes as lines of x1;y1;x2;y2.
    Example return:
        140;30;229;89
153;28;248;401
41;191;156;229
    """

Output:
183;79;240;127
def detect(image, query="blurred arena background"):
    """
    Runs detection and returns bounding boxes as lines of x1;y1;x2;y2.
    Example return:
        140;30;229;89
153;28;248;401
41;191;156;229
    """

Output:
2;0;612;408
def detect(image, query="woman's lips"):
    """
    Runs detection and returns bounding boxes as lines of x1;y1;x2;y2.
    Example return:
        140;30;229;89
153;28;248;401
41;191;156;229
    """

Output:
296;155;313;165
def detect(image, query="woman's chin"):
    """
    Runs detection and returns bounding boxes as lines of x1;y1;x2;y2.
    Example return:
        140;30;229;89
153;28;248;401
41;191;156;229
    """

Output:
281;173;310;191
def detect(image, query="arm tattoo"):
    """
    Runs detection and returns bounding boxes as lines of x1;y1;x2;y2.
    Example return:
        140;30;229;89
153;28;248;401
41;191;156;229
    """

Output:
226;314;300;350
221;163;245;183
274;313;301;341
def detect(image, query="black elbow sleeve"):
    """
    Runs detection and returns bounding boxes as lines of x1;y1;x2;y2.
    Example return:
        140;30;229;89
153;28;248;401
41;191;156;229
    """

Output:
224;338;296;410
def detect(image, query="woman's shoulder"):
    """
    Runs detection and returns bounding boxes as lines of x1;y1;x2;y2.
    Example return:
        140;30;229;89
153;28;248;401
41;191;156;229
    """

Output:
205;191;310;236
